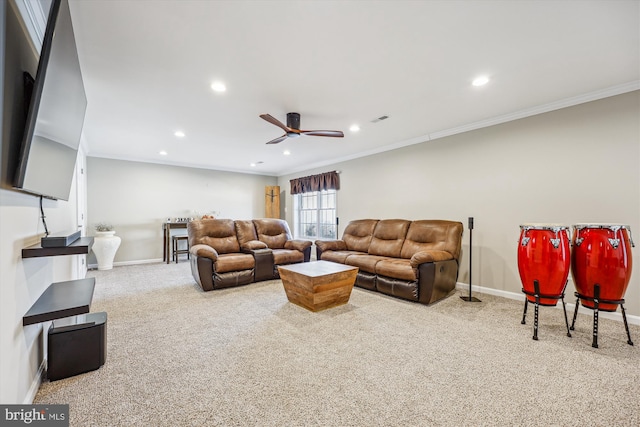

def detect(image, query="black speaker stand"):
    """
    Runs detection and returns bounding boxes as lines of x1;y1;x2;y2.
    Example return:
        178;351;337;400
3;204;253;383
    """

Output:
461;217;481;302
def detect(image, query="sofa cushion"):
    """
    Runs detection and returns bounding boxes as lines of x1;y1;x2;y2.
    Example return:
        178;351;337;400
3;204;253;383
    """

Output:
342;219;378;252
400;220;464;260
214;253;255;273
321;250;365;264
375;258;416;281
272;249;304;265
235;220;258;247
188;219;240;254
253;219;292;249
368;219;411;258
344;254;389;274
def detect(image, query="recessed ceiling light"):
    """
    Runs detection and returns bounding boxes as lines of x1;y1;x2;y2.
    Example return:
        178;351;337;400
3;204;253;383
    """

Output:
472;76;490;87
349;124;360;132
174;131;185;138
159;150;168;156
250;163;256;167
211;81;226;92
283;150;291;156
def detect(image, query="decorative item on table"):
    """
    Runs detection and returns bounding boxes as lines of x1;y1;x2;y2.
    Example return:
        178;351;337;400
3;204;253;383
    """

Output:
92;223;121;270
95;222;114;232
569;223;635;348
171;217;191;223
517;223;572;341
200;210;219;220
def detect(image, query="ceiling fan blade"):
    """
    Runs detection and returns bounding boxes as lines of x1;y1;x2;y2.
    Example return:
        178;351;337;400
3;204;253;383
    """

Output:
300;130;345;138
266;134;288;145
260;114;290;132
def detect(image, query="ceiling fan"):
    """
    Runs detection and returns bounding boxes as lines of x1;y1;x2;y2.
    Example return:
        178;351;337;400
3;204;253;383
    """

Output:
259;112;344;145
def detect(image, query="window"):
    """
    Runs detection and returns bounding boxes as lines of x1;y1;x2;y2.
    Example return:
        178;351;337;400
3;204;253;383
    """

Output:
294;189;337;240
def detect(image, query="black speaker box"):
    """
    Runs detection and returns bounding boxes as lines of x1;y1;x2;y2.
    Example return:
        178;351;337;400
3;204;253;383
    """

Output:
47;312;107;381
41;229;81;247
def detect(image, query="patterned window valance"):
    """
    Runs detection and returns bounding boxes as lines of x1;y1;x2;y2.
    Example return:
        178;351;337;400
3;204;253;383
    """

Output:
290;171;340;195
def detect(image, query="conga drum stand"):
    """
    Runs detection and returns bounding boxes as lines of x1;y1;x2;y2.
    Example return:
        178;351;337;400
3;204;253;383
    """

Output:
521;280;572;341
570;284;634;349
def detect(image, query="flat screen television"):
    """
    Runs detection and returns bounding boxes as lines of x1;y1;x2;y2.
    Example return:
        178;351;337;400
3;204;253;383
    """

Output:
14;0;86;201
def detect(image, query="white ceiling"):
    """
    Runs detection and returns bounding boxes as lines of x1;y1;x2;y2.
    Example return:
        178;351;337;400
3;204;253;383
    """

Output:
64;0;639;176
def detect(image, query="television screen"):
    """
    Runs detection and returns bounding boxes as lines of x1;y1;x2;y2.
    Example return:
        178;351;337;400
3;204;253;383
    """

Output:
14;0;86;201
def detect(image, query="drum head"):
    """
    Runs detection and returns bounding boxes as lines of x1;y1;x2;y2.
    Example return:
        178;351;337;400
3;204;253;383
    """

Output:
572;223;630;231
520;223;569;231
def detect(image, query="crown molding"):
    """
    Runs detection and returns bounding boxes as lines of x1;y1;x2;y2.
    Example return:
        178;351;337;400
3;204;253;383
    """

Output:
278;81;640;177
428;81;640;140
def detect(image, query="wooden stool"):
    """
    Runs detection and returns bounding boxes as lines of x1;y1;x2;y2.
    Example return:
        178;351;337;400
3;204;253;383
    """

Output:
172;235;189;263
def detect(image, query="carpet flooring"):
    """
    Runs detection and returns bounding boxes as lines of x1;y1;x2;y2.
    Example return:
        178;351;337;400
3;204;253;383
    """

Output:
34;262;640;426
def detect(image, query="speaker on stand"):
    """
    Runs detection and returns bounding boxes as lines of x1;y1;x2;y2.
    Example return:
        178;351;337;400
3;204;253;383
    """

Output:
461;216;481;302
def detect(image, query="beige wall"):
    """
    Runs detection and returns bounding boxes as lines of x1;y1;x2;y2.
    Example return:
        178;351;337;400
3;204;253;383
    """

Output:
86;157;277;263
279;91;640;317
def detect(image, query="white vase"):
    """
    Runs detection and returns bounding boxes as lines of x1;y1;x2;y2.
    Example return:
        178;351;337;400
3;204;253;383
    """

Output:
92;231;121;270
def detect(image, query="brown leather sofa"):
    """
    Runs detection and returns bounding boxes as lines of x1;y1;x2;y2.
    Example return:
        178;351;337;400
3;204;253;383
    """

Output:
315;219;463;304
188;218;312;291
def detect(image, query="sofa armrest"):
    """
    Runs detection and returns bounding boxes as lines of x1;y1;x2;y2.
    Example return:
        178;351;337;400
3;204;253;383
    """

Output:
191;256;214;291
190;244;219;262
417;259;459;304
314;240;347;252
410;250;453;268
314;239;347;261
241;240;269;251
284;239;312;252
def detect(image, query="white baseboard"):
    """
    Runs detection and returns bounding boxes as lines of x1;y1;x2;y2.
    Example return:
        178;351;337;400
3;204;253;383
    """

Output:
456;282;640;326
88;258;163;269
23;358;46;404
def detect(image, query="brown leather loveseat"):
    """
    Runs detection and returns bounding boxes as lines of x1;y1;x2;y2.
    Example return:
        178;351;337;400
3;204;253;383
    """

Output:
315;219;463;304
188;218;312;291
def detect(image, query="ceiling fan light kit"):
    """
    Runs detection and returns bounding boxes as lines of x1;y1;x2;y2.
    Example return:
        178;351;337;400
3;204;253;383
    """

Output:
260;112;344;144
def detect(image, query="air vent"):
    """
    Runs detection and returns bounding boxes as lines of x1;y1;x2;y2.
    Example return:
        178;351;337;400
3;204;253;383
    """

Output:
371;115;389;123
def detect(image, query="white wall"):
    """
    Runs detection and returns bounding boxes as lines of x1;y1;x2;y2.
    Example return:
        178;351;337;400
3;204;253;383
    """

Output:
279;92;640;317
86;157;277;263
1;0;85;404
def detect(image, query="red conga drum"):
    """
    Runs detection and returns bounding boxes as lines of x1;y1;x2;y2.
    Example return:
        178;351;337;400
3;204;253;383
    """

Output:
571;224;634;312
518;224;571;305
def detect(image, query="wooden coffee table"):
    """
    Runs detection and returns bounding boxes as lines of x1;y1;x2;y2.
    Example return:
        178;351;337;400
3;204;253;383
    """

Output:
278;261;359;312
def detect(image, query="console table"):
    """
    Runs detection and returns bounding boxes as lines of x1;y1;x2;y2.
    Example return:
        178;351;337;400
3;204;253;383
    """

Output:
163;221;188;264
